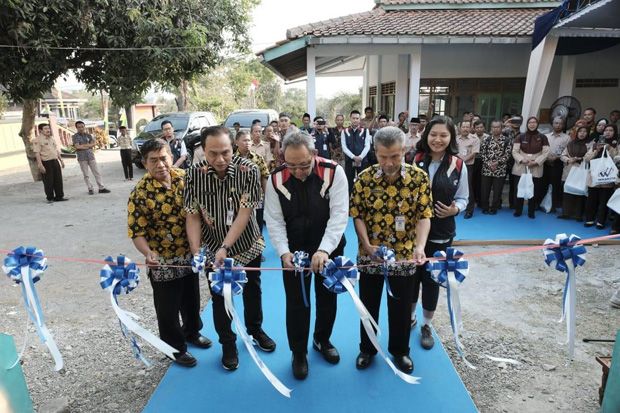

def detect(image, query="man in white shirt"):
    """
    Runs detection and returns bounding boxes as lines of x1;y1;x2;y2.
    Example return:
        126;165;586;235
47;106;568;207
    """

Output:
249;123;269;161
265;131;349;380
341;109;372;192
456;121;480;219
543;116;571;212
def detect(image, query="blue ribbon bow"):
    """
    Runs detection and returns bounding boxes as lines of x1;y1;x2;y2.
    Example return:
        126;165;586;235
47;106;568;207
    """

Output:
3;246;47;284
293;251;311;307
320;256;358;294
374;245;396;298
543;234;586;274
426;247;468;288
100;255;140;296
209;258;247;296
192;247;208;275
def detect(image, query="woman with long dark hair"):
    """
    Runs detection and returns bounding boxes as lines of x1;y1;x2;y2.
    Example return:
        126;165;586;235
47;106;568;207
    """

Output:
511;116;550;218
409;116;469;350
558;126;590;221
589;118;609;143
584;123;619;228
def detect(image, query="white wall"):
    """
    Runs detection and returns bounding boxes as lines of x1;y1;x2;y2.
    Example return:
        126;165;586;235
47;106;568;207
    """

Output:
544;43;620;117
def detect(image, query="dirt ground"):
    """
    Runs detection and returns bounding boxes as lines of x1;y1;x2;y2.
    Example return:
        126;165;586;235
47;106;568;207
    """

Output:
0;150;619;412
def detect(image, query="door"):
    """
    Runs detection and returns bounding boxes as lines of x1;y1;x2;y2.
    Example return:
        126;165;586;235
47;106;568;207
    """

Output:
477;93;502;127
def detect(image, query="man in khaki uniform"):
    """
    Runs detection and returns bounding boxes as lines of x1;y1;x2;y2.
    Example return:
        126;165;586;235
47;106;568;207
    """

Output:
33;123;67;204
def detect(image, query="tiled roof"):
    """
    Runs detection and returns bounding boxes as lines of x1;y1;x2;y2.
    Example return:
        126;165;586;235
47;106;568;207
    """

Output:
287;7;550;39
380;0;557;4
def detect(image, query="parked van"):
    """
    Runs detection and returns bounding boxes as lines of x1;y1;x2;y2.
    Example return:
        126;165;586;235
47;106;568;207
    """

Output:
223;109;279;134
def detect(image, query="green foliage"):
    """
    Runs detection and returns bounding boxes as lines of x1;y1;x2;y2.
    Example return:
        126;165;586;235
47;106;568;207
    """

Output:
77;0;258;108
316;89;362;122
0;0;92;100
0;0;257;108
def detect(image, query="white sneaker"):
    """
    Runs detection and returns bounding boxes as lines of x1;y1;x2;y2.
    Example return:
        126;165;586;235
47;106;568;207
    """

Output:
611;290;620;308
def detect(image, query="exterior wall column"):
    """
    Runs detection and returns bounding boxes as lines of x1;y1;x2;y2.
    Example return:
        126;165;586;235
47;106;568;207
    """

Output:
375;55;383;113
362;56;369;108
395;54;409;122
306;48;316;118
558;55;576;97
521;35;559;128
408;45;422;117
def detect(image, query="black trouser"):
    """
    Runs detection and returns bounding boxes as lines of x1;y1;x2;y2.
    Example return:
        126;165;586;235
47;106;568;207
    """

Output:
359;273;414;357
120;149;133;179
585;187;614;225
480;175;505;211
210;254;263;345
150;271;203;354
562;193;586;220
507;158;516;208
345;161;365;194
465;164;476;214
514;175;544;216
256;208;264;234
473;156;482;204
41;159;64;201
540;160;563;209
283;267;337;354
413;240;452;312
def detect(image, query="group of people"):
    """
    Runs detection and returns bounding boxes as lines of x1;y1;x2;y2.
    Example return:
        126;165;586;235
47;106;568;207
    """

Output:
126;108;474;382
34;120;111;203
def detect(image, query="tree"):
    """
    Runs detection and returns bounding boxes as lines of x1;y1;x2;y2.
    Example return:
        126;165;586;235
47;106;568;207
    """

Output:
0;0;94;179
76;0;258;118
0;0;257;180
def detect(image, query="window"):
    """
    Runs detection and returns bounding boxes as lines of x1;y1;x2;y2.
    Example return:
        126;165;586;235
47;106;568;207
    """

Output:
380;82;396;119
368;86;377;111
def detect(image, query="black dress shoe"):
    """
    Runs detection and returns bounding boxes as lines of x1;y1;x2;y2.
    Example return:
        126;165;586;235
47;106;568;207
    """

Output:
312;340;340;364
173;351;197;368
482;209;489;215
54;197;69;202
464;212;473;219
420;324;435;350
99;188;111;194
393;354;414;373
292;352;308;380
222;344;239;371
489;209;497;215
251;329;276;352
528;212;535;219
355;352;374;370
188;335;212;349
513;211;522;217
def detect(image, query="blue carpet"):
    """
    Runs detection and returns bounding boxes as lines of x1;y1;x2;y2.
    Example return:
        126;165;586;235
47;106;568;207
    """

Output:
144;222;477;413
455;207;604;241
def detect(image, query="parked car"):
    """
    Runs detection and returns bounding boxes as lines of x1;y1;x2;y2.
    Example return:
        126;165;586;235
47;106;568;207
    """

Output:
223;109;279;135
131;112;217;168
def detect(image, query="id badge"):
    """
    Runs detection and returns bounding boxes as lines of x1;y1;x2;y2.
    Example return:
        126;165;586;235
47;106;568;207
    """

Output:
323;144;328;152
226;209;234;226
395;215;406;232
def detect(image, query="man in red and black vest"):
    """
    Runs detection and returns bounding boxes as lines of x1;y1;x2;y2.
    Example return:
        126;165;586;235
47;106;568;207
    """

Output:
341;109;372;193
265;131;349;380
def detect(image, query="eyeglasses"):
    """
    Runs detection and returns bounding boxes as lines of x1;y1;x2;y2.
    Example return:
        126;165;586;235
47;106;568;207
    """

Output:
285;162;313;171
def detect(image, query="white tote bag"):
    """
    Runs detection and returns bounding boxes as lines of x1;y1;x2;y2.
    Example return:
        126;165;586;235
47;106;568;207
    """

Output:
607;188;620;214
540;185;553;213
589;147;618;186
517;167;534;199
564;162;589;196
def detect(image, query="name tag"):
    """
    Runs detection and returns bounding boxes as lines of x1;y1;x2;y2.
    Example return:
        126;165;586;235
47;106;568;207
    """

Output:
323;144;328;152
395;215;406;232
226;210;234;226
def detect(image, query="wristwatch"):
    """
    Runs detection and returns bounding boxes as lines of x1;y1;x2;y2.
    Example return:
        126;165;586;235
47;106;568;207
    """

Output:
219;244;230;253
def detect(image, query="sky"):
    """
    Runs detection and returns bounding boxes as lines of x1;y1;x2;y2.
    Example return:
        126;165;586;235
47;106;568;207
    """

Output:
60;0;375;99
249;0;374;97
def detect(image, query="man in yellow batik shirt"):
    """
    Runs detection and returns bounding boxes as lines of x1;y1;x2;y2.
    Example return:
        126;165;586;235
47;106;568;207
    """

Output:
350;126;432;375
128;138;212;368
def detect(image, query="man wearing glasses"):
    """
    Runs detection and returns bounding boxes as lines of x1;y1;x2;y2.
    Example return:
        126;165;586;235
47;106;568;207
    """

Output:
264;131;349;380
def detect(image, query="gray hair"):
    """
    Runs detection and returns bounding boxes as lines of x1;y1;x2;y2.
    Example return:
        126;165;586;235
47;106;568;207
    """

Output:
552;116;565;125
282;130;315;153
373;126;404;149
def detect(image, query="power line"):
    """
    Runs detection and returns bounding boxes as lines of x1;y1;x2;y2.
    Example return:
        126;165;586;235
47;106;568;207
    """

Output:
0;41;277;51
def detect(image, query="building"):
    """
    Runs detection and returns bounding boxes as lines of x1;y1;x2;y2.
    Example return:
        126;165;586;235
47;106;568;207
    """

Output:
258;0;620;126
39;89;87;120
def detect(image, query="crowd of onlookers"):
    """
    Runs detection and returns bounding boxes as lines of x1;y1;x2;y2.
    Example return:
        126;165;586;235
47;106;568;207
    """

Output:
216;105;620;235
